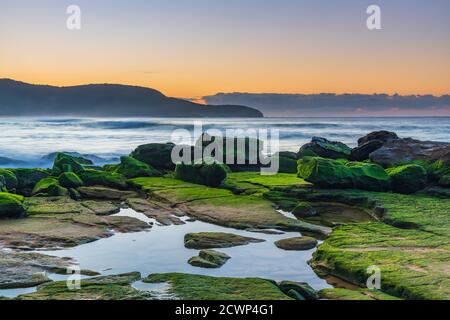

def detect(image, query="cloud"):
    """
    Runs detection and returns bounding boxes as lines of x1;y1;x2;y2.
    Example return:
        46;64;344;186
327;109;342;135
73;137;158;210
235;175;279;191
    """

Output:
202;93;450;116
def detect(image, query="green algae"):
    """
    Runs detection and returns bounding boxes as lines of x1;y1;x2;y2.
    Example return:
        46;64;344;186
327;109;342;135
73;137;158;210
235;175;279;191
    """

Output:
309;191;450;300
17;272;151;300
114;156;161;179
143;273;291;300
318;288;401;300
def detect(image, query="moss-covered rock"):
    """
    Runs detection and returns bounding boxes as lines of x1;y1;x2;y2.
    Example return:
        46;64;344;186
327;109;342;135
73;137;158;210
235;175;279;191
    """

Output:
184;232;264;249
175;162;228;187
310;190;450;300
292;201;317;218
346;162;391;191
0;192;25;218
10;168;50;195
318;288;401;300
298;137;352;160
386;164;427;194
131;177;330;236
298;157;391;191
278;281;319;300
298;157;355;188
274;237;318;251
78;169;128;190
32;177;68;196
188;250;231;268
52;153;86;176
143;273;291;300
196;134;265;172
130;142;176;170
0;169;18;191
17;272;151;300
1;196;150;249
114;156;161;179
275;151;298;173
58;172;83;189
438;175;450;187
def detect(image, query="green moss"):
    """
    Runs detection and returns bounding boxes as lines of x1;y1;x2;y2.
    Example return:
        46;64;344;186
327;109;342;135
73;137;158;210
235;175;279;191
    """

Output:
310;191;450;300
52;153;86;176
292;201;316;218
346;162;391;191
386;164;427;194
17;272;151;300
276;152;298;173
184;232;264;249
188;250;231;268
318;288;401;300
298;157;391;192
0;169;18;191
32;177;68;196
143;273;291;300
175;162;228;187
78;169;128;190
129;177;199;192
298;157;355;188
223;172;311;196
0;192;25;218
58;172;84;188
130;142;176;170
297;137;351;160
9;168;50;194
114;156;161;179
131;176;330;235
438;175;450;187
274;237;317;251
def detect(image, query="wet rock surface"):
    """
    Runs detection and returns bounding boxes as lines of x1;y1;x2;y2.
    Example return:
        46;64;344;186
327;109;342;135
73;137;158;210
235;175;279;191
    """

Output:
188;249;231;268
184;232;264;249
274;237;318;251
370;138;450;167
0;251;73;289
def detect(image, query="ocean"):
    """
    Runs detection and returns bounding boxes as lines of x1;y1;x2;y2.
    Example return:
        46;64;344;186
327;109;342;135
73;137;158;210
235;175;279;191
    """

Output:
0;117;449;168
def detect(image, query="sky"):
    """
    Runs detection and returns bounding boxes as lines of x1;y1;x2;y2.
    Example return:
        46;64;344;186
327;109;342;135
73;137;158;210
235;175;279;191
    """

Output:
1;0;449;100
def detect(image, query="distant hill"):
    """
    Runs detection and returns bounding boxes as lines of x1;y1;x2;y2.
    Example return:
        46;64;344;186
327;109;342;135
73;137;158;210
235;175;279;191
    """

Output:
0;79;263;117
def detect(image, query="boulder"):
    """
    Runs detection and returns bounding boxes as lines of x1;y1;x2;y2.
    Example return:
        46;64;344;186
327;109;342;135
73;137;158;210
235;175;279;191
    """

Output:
184;232;264;249
196;134;265;172
130;143;176;170
357;131;399;146
10;168;50;195
298;137;352;160
0;169;18;191
58;172;84;189
276;151;298;173
439;175;450;187
351;140;384;161
175;162;229;187
297;157;355;188
370;138;450;167
32;177;68;196
274;237;318;251
292;201;317;218
0;192;25;218
298;157;391;191
346;162;391;191
188;250;231;268
278;281;319;300
114;156;161;179
52;153;86;176
386;164;427;194
78;169;128;190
